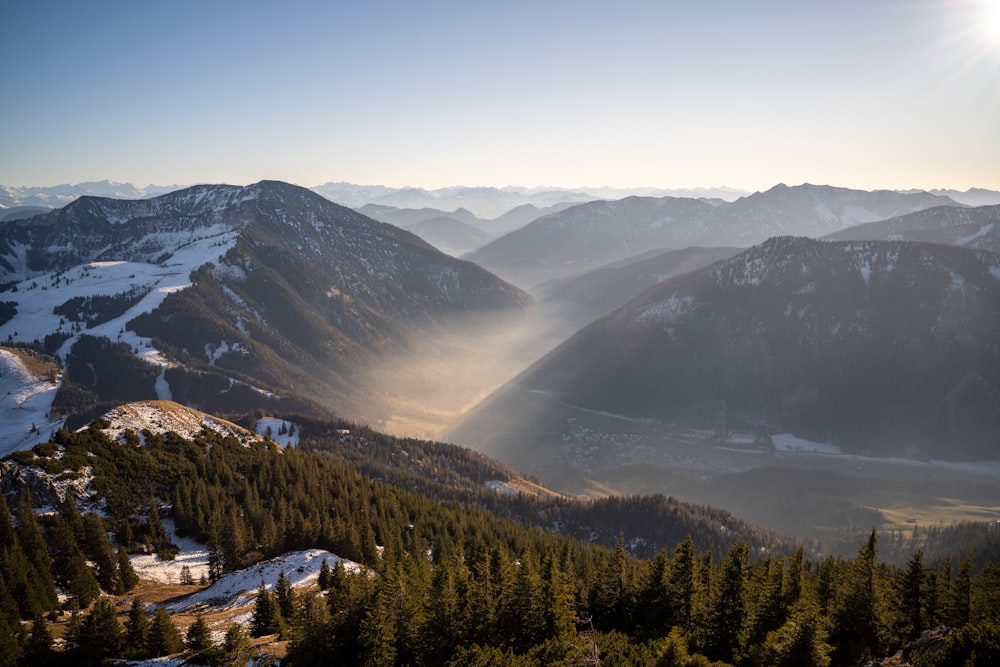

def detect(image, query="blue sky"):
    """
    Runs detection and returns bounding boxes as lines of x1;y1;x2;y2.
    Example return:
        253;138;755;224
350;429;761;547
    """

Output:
3;0;999;191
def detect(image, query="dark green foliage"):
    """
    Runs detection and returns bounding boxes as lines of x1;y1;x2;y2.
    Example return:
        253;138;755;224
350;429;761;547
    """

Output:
122;598;150;660
147;605;184;657
186;614;214;653
4;419;1000;665
51;335;158;420
0;301;15;326
53;288;150;327
251;582;281;637
77;598;122;665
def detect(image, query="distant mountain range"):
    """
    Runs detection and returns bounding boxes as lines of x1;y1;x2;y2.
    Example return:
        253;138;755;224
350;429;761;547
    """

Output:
0;180;529;444
466;184;961;288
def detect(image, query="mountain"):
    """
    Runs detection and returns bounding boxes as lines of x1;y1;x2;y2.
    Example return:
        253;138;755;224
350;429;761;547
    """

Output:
488;202;577;235
824;204;1000;253
0;206;51;222
928;187;1000;207
448;237;1000;540
0;180;180;209
522;237;1000;458
0;180;529;440
465;184;957;289
403;216;495;256
698;183;958;246
466;196;720;288
354;203;484;228
535;246;743;335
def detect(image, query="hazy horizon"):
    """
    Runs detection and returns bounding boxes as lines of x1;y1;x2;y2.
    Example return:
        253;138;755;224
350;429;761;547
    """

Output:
3;1;999;192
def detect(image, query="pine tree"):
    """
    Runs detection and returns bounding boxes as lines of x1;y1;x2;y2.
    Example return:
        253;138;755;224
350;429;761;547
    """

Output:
830;530;888;665
898;550;925;642
79;598;122;665
949;557;973;628
186;614;213;653
318;558;332;590
148;605;184;656
23;613;55;667
666;536;697;631
275;569;296;621
221;623;255;666
12;494;57;615
82;513;121;594
118;546;139;592
251;581;281;637
708;541;750;664
123;598;151;659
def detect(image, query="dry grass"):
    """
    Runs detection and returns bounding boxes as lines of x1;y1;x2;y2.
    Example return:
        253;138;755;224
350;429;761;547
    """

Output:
1;345;59;380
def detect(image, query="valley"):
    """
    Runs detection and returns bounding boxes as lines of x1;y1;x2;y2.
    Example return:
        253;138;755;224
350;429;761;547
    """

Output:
2;179;1000;666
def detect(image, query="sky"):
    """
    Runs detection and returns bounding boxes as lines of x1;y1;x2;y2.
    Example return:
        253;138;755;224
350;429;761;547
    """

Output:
2;0;999;192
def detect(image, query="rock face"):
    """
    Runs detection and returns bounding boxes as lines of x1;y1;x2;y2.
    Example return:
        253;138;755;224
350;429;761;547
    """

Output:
509;237;1000;459
0;181;530;428
863;627;953;666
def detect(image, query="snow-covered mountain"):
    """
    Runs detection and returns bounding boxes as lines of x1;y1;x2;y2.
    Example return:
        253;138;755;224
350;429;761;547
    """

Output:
0;180;181;209
0;181;529;445
466;184;959;288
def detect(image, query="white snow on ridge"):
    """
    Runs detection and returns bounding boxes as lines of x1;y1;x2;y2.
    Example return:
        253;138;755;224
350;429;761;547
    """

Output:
0;349;62;457
97;400;260;445
168;548;362;613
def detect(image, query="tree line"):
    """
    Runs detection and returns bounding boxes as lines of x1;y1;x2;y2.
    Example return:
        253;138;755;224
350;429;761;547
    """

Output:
0;419;998;665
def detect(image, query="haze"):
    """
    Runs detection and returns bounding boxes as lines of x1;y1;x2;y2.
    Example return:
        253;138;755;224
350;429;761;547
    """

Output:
3;0;999;193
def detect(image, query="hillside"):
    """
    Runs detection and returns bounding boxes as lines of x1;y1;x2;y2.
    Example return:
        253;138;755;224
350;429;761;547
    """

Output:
0;181;530;441
447;237;1000;541
824;203;1000;253
2;400;998;666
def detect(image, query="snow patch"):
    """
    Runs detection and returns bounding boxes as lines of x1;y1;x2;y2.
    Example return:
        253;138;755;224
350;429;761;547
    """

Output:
169;548;362;613
0;349;62;457
771;433;843;455
956;223;993;246
256;418;300;447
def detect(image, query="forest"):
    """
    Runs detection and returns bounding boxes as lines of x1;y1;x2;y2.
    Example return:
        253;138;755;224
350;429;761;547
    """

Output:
1;418;999;666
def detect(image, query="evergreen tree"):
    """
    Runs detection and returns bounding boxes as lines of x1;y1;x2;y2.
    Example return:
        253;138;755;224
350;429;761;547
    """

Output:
275;569;296;621
358;564;398;667
79;598;122;665
317;558;332;590
118;546;139;592
949;557;973;628
12;494;57;616
251;581;281;637
123;598;151;659
830;530;888;665
221;623;255;666
148;605;184;656
82;513;121;594
708;541;749;664
23;613;55;667
754;587;833;667
185;614;214;653
666;536;697;631
898;550;925;642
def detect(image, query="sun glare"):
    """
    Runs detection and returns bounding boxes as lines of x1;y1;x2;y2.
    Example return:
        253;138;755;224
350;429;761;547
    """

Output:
977;0;1000;42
